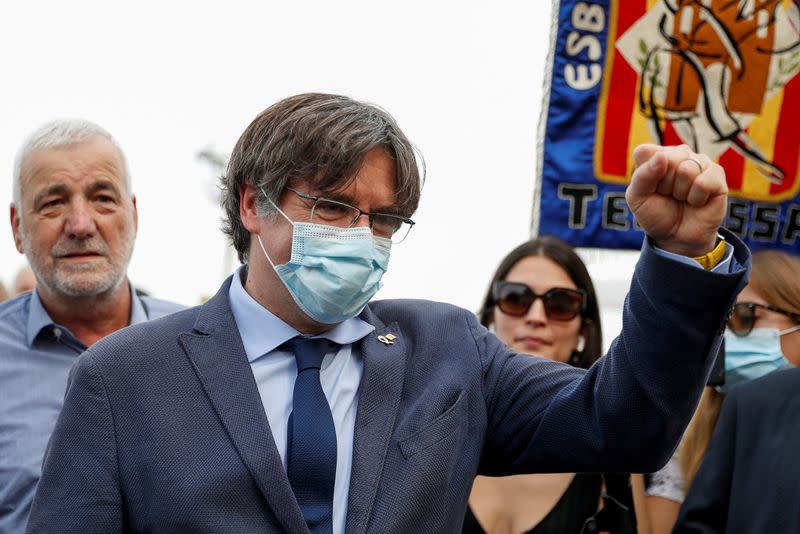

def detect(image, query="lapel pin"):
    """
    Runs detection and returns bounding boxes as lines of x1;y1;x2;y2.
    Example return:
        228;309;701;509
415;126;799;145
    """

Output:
377;334;397;345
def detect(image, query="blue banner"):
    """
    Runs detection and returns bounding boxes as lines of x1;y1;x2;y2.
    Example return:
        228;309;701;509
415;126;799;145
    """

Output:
535;0;800;254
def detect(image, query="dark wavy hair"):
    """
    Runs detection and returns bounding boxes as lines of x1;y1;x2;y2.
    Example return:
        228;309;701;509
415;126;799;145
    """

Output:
479;236;602;369
221;93;424;262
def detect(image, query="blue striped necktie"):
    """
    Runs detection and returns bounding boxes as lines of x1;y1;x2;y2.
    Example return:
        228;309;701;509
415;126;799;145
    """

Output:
285;337;337;534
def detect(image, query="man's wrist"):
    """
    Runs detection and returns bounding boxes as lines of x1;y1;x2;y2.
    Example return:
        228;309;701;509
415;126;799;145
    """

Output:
651;227;721;258
692;236;726;270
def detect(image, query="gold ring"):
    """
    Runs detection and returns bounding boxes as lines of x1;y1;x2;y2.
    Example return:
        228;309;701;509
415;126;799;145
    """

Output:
685;156;704;173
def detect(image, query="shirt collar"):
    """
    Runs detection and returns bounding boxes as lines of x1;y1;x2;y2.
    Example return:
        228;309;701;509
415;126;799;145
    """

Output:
26;283;149;347
129;288;149;325
228;265;375;363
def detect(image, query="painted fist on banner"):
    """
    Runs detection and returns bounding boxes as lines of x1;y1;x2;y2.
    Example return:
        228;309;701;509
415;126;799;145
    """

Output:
626;144;727;257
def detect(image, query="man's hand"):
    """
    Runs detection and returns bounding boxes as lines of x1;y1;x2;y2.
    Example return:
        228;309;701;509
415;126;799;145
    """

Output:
626;144;727;257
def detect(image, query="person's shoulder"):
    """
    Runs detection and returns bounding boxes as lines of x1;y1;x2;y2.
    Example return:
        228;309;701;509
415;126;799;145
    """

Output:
81;305;202;371
0;292;31;326
114;303;200;342
139;295;187;319
365;298;479;329
0;293;32;348
368;298;471;316
732;367;800;401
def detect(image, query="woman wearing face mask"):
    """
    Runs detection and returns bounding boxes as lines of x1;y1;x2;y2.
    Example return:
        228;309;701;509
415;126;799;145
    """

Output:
719;250;800;379
463;236;636;534
673;249;800;532
635;249;800;534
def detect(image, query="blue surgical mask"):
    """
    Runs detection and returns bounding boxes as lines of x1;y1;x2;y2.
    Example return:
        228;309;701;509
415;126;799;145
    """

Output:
256;200;391;324
719;326;800;392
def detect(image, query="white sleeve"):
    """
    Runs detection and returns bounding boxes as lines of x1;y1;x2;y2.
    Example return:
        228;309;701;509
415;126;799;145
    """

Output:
645;451;686;503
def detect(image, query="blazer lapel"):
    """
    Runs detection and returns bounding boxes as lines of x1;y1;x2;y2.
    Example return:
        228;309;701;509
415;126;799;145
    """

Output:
344;308;407;534
178;276;307;533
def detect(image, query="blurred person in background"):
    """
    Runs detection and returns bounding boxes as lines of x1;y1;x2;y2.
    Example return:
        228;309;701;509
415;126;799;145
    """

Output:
631;391;722;534
636;250;800;533
11;265;36;295
464;236;636;533
673;365;800;533
0;119;184;533
673;249;800;533
0;281;8;303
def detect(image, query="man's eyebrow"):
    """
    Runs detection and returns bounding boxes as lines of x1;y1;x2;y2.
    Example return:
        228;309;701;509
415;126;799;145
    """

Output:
31;184;69;209
85;179;122;197
316;190;354;204
319;190;403;215
371;205;405;216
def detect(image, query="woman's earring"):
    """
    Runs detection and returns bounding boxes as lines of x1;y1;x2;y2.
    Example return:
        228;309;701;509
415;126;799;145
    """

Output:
570;335;586;367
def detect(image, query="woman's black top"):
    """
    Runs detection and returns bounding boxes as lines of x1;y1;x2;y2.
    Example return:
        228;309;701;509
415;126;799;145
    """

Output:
462;473;636;534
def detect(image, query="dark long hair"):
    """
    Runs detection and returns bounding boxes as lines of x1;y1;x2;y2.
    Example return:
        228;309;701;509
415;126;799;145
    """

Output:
479;236;602;369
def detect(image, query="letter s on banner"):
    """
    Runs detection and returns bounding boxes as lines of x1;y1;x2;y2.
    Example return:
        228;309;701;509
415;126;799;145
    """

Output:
564;2;606;90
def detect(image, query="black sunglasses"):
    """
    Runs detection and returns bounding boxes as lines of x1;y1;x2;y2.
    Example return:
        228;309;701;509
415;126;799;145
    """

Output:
492;281;586;321
727;302;800;337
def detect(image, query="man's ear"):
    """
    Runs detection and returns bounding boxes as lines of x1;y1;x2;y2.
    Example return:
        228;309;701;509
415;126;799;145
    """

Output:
10;204;24;254
131;194;138;235
240;183;262;233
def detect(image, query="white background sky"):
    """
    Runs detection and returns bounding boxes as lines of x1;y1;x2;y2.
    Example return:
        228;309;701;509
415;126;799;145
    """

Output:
0;0;638;345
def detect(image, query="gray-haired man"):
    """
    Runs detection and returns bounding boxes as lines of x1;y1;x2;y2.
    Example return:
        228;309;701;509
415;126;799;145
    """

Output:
0;120;184;533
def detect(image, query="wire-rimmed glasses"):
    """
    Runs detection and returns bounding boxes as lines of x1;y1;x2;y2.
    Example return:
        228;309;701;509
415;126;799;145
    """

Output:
286;187;415;243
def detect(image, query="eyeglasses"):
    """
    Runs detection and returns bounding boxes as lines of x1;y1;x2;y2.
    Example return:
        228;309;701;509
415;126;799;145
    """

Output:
286;187;415;244
492;281;586;321
727;302;800;337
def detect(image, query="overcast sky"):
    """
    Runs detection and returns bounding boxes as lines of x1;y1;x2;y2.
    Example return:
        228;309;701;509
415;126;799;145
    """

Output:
1;1;638;343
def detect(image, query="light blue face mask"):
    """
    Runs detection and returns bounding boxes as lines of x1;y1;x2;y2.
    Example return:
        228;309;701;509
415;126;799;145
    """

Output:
256;200;391;325
719;325;800;392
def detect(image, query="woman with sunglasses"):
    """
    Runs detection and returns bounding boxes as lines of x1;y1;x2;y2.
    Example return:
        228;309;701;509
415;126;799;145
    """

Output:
673;250;800;532
463;236;635;534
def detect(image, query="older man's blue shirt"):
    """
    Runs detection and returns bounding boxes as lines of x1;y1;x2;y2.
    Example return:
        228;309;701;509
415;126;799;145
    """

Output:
0;287;183;534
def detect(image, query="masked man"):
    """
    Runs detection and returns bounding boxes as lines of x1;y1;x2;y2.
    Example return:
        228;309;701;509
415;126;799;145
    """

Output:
0;120;184;533
28;94;748;534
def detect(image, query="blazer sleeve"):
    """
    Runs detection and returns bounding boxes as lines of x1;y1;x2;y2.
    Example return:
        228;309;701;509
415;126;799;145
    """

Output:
26;352;123;533
673;390;738;533
477;231;749;476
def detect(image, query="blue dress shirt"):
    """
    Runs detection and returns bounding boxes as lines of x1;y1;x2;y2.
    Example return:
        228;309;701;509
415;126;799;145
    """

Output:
228;267;374;534
0;287;183;534
654;234;734;272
